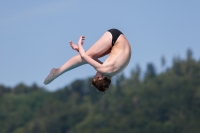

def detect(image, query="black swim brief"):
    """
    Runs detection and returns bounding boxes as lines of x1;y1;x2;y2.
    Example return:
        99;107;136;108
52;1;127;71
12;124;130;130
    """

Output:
108;28;123;46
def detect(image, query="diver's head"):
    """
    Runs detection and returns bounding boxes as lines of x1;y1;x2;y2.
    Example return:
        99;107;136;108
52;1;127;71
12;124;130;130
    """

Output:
91;72;111;93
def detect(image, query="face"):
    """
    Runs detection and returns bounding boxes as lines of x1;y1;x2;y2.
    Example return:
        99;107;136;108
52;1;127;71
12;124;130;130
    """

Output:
94;72;103;80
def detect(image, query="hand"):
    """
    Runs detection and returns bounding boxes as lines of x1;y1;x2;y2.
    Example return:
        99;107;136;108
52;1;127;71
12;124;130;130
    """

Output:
77;36;86;57
69;41;79;52
78;36;85;46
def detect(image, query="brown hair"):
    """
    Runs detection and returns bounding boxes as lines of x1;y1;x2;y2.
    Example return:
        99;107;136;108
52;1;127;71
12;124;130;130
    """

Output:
91;77;111;93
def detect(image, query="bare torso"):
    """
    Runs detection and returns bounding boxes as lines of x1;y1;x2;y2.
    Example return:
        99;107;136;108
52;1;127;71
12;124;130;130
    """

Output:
99;34;131;77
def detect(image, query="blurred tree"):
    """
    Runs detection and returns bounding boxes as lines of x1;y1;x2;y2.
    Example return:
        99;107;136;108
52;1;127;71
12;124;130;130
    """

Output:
172;56;182;76
186;48;193;61
12;83;28;94
144;63;156;81
161;55;166;71
116;75;121;90
131;64;141;83
29;83;45;92
70;79;85;96
0;84;11;95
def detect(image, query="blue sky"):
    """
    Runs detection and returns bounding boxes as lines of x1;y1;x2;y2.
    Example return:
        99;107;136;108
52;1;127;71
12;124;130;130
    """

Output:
1;0;200;91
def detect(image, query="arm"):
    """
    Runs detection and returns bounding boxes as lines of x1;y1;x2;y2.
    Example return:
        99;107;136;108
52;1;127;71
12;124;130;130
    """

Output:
78;36;105;71
69;40;103;64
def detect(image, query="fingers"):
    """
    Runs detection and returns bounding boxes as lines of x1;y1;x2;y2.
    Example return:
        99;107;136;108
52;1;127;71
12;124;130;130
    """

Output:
79;36;85;45
69;41;74;48
80;36;85;39
69;41;77;47
80;36;85;41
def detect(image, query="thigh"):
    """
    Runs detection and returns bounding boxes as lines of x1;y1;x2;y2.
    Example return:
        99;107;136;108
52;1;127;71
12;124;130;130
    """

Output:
86;31;112;58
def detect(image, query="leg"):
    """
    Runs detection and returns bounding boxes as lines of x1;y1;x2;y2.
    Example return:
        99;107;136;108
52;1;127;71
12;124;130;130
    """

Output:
85;31;112;58
44;32;112;85
43;55;85;85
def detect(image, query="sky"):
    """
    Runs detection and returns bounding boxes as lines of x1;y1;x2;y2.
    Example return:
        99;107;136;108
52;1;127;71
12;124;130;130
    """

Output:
1;0;200;91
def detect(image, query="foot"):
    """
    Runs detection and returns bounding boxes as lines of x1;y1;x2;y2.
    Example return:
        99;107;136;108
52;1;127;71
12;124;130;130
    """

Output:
43;68;58;85
69;41;79;52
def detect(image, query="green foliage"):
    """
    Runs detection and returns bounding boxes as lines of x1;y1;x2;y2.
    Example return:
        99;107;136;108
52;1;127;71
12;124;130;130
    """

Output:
145;63;157;81
1;50;200;133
